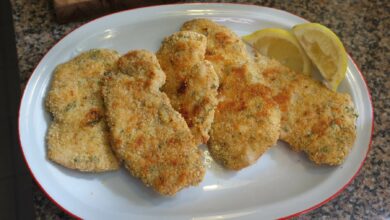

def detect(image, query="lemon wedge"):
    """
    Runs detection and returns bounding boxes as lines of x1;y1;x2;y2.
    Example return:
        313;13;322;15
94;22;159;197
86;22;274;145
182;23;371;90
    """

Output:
242;28;312;75
292;23;348;91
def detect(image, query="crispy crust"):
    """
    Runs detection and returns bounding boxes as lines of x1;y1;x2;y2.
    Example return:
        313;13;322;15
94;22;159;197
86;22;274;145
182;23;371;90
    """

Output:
182;19;281;170
103;50;205;195
181;19;249;81
46;49;120;172
255;54;357;165
209;63;281;170
157;31;219;145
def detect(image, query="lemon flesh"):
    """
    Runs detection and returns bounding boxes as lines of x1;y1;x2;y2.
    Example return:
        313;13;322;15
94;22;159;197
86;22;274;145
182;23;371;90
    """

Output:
292;23;348;91
243;28;312;75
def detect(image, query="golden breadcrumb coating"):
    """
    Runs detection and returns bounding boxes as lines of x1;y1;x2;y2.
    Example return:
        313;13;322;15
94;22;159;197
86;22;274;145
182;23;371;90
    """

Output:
182;19;280;170
181;19;250;81
103;50;205;195
208;63;280;170
46;49;120;172
255;54;357;165
157;31;219;145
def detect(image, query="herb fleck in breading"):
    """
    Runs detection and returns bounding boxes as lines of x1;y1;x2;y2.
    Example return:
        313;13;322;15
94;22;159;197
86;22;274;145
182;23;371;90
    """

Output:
255;53;357;165
46;49;120;172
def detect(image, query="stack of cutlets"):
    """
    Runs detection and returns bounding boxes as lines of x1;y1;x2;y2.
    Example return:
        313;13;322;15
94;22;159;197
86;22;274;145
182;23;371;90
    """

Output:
181;19;281;170
102;50;205;195
45;19;357;196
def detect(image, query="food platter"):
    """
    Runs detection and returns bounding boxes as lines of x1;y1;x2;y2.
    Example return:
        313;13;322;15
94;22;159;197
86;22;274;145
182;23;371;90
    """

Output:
18;3;373;219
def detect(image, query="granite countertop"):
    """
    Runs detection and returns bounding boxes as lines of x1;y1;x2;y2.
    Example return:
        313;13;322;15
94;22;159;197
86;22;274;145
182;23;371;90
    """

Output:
11;0;389;219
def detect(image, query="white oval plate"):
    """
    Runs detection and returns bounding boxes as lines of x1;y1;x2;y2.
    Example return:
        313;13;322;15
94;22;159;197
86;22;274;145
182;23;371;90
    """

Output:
18;3;373;219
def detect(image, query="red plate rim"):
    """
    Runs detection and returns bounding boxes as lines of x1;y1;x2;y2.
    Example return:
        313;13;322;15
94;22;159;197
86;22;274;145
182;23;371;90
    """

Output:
17;3;374;219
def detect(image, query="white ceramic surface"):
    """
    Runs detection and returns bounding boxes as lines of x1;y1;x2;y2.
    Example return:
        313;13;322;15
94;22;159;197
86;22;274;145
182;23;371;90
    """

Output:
18;3;373;219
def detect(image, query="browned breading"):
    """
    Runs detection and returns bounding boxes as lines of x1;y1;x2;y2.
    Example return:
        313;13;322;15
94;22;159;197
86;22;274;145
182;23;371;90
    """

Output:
157;31;207;107
208;63;281;170
157;31;219;145
182;19;281;170
255;54;357;165
102;50;205;195
46;49;120;172
181;19;249;81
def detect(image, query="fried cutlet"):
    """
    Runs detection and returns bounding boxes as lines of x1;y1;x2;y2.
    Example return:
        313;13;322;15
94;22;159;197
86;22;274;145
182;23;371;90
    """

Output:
157;31;219;145
102;50;205;195
182;19;280;170
46;49;120;172
255;54;357;165
209;63;281;170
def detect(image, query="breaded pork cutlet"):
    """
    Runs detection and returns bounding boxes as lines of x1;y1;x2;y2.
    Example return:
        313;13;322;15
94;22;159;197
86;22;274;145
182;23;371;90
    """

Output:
182;19;280;170
157;31;219;145
46;49;120;172
255;54;357;165
102;50;205;195
209;64;281;170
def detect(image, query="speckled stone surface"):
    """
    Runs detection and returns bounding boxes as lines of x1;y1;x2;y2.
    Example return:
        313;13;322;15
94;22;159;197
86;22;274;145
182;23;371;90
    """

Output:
11;0;389;219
